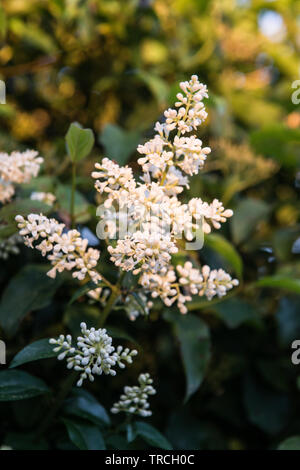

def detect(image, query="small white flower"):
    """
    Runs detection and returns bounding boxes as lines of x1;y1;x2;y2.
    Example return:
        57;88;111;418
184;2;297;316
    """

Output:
15;214;101;283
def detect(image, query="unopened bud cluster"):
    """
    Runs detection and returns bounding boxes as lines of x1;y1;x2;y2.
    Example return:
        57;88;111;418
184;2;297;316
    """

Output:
111;373;156;417
49;322;138;387
0;234;22;260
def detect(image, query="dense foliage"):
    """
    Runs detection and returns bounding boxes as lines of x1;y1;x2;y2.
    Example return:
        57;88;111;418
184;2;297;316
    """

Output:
0;0;300;451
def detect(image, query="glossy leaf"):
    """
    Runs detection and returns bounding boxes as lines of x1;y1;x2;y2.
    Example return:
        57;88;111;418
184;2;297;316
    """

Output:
0;264;63;336
256;275;300;294
205;233;243;279
134;421;173;450
62;418;106;450
0;370;50;401
63;389;110;426
9;339;56;369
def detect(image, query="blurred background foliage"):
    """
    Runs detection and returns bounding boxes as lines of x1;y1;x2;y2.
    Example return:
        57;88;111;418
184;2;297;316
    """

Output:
0;0;300;450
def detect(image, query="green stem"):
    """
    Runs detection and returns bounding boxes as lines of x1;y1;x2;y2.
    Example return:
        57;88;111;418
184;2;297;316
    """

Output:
98;287;120;327
70;162;76;229
98;271;127;327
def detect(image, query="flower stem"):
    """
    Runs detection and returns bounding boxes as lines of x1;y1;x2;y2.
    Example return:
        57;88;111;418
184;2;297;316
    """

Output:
98;271;126;327
70;162;76;229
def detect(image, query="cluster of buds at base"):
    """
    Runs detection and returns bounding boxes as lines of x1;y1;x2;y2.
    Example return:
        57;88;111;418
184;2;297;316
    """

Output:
111;373;156;417
49;323;138;387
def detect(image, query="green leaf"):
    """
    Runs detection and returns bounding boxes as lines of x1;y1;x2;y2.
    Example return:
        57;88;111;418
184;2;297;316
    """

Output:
276;296;300;347
62;418;106;450
68;281;101;306
9;339;57;369
0;264;63;336
66;122;94;162
250;125;300;168
99;124;140;165
256;275;300;294
0;199;51;224
63;389;110;426
205;233;243;279
0;370;50;401
3;432;48;450
106;326;137;345
56;184;91;223
278;436;300;450
137;71;169;104
231;198;271;245
0;223;17;242
134;421;173;450
164;312;211;402
243;375;290;435
212;298;258;329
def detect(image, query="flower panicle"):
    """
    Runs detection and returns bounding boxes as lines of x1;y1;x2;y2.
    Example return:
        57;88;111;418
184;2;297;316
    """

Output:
49;322;138;387
111;372;156;417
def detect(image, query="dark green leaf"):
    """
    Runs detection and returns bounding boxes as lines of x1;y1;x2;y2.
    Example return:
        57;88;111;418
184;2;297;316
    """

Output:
278;436;300;450
9;339;56;369
0;370;50;401
0;264;63;336
3;432;48;450
134;421;172;450
62;418;106;450
212;298;258;329
164;311;211;401
276;296;300;347
63;389;110;426
68;281;101;306
243;375;290;435
106;326;137;345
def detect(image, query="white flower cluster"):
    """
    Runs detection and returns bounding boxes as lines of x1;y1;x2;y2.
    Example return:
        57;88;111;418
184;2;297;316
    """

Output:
30;191;56;206
0;150;43;204
92;75;238;313
49;322;138;387
111;373;156;417
15;214;101;284
0;233;22;260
